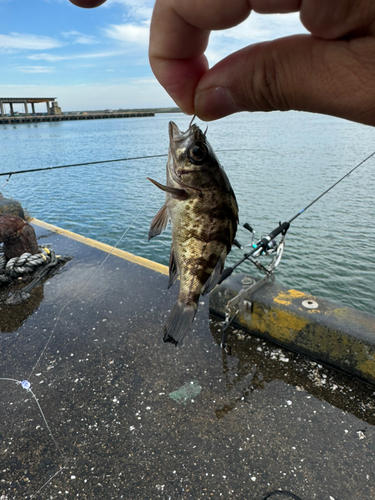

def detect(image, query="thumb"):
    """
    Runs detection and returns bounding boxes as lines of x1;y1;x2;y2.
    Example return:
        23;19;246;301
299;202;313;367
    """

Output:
194;34;375;125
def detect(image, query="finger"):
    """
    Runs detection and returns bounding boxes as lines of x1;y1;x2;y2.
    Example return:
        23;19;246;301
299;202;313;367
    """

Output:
149;0;301;114
300;0;375;39
149;0;251;114
251;0;301;14
194;34;375;126
69;0;107;7
149;0;212;114
149;53;209;115
153;0;250;33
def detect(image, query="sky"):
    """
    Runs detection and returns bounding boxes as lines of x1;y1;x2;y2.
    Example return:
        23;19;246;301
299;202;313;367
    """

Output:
0;0;308;112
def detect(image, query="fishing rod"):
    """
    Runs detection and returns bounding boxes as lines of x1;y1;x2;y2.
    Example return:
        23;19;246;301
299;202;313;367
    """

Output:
289;150;375;224
0;148;282;179
0;154;169;178
219;150;375;283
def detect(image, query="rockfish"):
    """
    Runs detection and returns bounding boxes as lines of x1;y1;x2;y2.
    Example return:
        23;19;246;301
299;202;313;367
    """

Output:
148;121;238;345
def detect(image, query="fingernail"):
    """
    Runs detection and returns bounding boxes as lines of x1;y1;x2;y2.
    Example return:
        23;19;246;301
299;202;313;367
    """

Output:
195;86;241;121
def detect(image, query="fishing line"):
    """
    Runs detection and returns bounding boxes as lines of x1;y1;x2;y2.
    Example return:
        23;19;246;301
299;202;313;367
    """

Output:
1;141;371;496
0;160;165;498
0;379;65;459
288;150;375;224
29;467;66;500
217;148;285;157
1;174;11;189
28;173;163;379
0;378;66;498
220;149;375;282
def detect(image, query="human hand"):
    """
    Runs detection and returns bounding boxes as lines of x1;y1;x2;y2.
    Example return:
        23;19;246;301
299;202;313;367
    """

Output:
149;0;375;125
69;0;106;8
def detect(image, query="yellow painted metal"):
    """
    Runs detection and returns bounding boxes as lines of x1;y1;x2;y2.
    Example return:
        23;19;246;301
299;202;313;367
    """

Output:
209;273;375;385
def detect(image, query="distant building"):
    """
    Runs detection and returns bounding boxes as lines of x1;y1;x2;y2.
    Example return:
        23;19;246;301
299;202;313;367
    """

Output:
0;97;62;117
50;101;62;115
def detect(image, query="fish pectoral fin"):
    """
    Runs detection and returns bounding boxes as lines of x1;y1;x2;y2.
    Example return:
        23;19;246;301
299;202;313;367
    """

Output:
201;254;225;296
163;300;197;346
147;177;189;200
168;246;179;289
148;204;169;240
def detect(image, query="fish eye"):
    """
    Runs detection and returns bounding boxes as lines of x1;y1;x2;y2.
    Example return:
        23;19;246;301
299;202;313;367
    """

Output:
188;142;208;165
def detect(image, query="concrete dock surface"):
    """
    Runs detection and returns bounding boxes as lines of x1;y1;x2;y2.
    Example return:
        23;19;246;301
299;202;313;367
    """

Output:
0;220;374;500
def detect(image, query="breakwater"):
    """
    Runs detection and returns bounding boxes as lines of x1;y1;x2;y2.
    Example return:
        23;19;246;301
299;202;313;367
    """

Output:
0;111;154;125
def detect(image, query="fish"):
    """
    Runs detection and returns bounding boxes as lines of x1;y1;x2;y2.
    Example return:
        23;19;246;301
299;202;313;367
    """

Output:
148;121;238;345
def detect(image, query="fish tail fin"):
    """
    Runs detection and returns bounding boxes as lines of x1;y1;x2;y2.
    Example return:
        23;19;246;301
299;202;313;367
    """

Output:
163;300;197;346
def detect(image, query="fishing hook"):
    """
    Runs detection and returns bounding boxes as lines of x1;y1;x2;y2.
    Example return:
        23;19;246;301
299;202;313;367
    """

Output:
189;114;196;128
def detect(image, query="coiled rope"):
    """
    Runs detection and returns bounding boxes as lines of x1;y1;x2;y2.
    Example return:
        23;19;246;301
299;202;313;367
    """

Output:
0;247;70;304
0;247;51;278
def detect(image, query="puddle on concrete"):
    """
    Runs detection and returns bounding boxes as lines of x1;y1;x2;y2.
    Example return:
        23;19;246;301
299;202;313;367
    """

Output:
209;318;375;426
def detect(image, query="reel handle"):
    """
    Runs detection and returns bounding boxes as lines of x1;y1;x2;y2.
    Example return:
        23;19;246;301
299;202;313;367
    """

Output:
243;223;254;233
219;221;290;284
233;239;243;249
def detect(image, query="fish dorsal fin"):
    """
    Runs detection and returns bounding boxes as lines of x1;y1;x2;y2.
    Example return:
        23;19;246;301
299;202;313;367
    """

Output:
147;177;189;200
168;246;179;289
148;204;169;240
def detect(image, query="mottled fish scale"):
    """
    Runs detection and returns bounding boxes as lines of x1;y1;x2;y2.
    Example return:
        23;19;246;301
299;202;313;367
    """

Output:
148;121;238;345
174;195;230;301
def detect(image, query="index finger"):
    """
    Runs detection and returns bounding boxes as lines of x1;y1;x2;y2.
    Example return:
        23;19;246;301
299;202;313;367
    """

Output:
149;0;300;114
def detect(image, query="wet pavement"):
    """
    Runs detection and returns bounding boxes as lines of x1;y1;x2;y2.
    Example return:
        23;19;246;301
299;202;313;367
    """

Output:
0;221;374;500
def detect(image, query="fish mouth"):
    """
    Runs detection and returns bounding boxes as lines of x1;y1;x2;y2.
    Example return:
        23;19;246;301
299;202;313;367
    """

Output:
168;121;202;144
178;167;203;176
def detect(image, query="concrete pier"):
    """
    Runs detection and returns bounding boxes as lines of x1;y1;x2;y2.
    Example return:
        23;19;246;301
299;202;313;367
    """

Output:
0;98;155;123
0;97;58;117
209;273;375;385
0;110;154;124
0;219;373;499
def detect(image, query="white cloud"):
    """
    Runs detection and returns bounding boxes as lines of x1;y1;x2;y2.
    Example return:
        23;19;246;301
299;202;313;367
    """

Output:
27;53;66;62
105;0;153;22
27;50;125;62
0;33;62;51
16;65;55;73
62;30;98;45
104;23;149;45
132;76;159;85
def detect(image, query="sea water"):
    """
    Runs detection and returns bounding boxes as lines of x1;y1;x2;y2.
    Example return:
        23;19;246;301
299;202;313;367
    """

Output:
1;111;374;314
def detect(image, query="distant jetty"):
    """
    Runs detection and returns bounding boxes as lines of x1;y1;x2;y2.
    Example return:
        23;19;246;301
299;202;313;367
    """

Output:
0;110;154;125
0;98;179;125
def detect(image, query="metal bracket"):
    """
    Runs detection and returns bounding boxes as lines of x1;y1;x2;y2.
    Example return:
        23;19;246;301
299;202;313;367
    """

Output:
227;274;271;316
220;232;285;351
